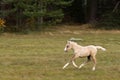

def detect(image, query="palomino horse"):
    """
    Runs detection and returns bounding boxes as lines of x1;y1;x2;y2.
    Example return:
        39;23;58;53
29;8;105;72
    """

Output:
63;41;106;71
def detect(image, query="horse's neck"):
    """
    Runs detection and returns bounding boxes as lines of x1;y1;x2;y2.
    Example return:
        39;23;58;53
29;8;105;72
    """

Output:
72;44;82;51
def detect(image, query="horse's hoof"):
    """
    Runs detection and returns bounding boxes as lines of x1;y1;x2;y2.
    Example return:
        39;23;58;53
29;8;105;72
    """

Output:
92;67;95;71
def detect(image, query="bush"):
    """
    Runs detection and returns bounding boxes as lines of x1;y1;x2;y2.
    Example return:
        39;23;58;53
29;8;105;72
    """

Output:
0;18;6;33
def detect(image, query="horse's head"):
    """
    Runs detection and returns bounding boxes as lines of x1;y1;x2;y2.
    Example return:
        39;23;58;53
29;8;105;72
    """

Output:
64;41;72;52
64;41;75;52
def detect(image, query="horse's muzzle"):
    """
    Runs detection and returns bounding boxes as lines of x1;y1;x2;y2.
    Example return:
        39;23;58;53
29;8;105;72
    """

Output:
64;47;68;52
64;49;68;52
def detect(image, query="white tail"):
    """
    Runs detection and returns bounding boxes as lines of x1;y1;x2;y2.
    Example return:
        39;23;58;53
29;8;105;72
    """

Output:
96;46;106;51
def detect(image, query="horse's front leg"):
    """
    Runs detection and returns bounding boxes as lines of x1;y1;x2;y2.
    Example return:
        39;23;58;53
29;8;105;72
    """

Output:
63;62;70;69
72;61;78;68
71;55;78;68
63;54;78;69
62;55;75;69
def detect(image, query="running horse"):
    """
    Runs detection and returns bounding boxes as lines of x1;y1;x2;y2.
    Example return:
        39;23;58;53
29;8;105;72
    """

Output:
63;41;106;71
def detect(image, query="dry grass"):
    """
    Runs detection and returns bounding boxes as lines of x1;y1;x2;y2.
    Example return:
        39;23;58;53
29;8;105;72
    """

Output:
0;27;120;80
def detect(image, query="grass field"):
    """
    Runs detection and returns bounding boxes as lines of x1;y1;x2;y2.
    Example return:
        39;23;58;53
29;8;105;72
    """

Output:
0;28;120;80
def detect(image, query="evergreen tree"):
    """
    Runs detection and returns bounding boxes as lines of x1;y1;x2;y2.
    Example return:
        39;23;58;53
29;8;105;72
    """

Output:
0;0;73;31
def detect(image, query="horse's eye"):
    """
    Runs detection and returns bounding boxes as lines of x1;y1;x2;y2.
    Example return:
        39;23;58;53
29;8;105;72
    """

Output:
66;45;69;48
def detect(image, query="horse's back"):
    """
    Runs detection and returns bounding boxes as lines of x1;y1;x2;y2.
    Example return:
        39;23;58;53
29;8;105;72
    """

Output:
86;45;97;54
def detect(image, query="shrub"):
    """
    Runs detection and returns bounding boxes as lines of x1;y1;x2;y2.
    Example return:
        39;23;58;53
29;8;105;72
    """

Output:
0;18;6;33
97;12;120;30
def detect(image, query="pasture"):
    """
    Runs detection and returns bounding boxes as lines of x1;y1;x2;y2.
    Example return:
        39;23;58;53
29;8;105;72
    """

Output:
0;29;120;80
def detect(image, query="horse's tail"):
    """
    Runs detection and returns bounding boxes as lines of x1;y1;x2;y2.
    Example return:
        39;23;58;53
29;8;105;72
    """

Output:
95;46;106;51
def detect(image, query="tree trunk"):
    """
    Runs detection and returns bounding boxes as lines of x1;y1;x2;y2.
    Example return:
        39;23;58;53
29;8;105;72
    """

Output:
83;0;88;22
113;1;120;13
39;0;43;25
88;0;97;23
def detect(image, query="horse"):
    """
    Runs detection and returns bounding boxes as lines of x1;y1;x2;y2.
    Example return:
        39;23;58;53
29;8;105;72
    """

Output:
63;41;106;71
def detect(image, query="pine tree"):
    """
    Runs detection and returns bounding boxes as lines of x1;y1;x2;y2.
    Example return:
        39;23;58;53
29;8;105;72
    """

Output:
1;0;73;31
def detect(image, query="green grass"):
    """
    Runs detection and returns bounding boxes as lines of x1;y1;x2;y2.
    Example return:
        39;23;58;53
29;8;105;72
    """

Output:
0;30;120;80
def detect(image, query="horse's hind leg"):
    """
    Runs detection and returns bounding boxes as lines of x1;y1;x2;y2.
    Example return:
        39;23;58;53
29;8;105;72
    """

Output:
79;55;91;69
87;55;91;61
91;55;96;71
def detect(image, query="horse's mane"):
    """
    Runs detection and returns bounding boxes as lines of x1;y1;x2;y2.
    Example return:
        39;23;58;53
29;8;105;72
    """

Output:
70;41;78;45
70;41;83;48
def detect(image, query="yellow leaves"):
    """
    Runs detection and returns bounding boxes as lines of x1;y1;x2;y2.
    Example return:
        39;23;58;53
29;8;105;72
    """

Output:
0;18;6;27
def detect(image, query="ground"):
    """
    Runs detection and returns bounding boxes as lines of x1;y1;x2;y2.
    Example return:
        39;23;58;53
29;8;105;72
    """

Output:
0;26;120;80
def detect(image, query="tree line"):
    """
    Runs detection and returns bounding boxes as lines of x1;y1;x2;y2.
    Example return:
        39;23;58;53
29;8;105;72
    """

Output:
0;0;120;32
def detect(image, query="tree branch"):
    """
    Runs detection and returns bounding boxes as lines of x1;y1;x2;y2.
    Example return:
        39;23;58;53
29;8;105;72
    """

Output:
113;1;120;13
